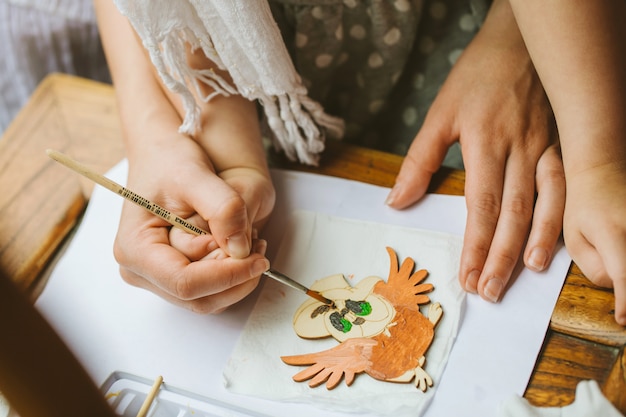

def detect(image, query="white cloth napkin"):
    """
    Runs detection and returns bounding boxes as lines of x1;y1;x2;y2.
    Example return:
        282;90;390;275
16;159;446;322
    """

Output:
224;211;465;416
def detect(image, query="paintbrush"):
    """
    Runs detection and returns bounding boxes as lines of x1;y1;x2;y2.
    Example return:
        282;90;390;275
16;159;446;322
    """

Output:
262;269;333;306
46;149;334;307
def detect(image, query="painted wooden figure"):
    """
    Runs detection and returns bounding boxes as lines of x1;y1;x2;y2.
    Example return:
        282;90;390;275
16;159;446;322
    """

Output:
282;247;443;391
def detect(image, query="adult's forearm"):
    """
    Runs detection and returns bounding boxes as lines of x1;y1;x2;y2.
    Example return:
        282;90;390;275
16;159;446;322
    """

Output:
94;0;265;173
94;0;186;159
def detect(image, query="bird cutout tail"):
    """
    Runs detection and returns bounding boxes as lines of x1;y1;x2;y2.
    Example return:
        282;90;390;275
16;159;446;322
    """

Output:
373;247;434;309
385;355;433;392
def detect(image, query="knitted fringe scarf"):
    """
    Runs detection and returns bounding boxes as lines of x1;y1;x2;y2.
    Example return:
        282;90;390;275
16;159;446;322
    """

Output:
114;0;345;165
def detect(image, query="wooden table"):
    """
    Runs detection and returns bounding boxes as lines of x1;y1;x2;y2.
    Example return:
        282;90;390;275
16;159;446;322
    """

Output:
1;74;624;412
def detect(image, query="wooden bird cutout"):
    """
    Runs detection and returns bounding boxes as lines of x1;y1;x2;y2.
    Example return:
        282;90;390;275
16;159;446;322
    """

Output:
281;247;443;391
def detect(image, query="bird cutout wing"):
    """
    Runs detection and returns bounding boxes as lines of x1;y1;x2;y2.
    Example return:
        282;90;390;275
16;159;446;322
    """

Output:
283;247;443;391
281;338;377;389
373;247;434;309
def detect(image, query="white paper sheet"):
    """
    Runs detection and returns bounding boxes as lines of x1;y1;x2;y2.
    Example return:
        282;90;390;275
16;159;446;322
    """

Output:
36;161;572;417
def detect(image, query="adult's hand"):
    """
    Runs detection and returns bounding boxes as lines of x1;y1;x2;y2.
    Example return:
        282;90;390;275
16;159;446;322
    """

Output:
386;0;564;302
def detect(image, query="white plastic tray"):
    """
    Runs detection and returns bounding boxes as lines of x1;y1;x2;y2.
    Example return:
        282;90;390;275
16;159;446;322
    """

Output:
101;372;269;417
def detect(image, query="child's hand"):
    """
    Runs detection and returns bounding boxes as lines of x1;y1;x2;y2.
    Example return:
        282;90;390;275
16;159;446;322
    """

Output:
505;0;626;325
385;0;565;303
564;163;626;326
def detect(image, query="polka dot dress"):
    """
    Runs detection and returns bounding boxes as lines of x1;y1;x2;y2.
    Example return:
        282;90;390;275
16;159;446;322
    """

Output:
269;0;490;169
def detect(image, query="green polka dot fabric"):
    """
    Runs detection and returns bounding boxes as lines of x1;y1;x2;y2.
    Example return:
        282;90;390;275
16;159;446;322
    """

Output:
269;0;490;169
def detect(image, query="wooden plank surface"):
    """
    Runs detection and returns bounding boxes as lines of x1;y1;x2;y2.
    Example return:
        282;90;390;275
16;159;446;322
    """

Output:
1;73;624;412
0;74;126;294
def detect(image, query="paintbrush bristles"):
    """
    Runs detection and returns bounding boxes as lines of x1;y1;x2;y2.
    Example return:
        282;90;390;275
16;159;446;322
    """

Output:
306;289;336;308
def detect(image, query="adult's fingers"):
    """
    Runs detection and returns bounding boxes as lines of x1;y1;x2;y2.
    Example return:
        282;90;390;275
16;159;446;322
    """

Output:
385;110;455;209
458;134;506;294
121;264;262;314
119;241;268;303
523;145;565;272
475;153;536;302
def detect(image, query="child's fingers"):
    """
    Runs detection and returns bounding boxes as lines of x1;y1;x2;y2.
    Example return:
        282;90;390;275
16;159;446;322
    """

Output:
612;274;626;326
195;238;266;262
169;214;218;261
594;232;626;326
568;234;626;326
183;173;252;259
569;237;624;325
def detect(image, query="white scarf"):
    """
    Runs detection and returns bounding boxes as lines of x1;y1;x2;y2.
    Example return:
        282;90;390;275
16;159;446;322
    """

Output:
114;0;345;165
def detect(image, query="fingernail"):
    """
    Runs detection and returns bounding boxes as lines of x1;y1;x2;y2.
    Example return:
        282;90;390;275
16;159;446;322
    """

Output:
253;239;268;256
615;307;626;327
251;258;270;277
385;184;400;206
227;232;250;259
484;278;503;303
464;270;480;293
528;247;548;271
206;240;220;253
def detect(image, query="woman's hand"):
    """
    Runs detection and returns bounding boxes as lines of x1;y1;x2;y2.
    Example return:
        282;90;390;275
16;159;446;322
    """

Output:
386;0;565;303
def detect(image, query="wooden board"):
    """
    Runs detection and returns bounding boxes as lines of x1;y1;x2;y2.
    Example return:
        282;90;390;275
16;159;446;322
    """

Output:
0;74;126;295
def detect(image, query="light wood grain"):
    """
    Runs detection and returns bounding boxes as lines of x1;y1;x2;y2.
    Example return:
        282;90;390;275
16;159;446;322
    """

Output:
1;73;624;412
0;74;126;294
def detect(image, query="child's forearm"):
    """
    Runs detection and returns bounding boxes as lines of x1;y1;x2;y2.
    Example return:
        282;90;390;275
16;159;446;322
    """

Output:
182;49;268;175
508;0;626;176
